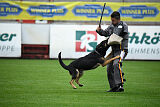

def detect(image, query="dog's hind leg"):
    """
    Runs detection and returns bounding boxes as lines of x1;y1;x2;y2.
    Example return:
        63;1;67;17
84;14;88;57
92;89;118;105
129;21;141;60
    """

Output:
70;69;79;89
69;79;77;89
76;77;83;87
68;67;78;89
76;70;84;87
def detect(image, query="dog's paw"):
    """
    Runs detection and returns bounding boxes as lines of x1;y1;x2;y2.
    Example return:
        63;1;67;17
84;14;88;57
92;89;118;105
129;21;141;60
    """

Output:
79;84;84;87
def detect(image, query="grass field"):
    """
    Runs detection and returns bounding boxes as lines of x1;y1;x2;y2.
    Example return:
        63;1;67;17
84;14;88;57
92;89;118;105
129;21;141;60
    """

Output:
0;59;160;107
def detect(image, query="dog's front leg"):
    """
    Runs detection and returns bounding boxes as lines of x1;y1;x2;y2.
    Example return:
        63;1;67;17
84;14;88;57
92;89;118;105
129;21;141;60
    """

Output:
104;51;113;61
69;79;77;89
102;55;120;67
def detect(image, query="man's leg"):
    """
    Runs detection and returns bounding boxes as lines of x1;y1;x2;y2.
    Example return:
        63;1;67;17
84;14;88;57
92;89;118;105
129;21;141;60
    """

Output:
107;61;116;89
120;50;127;82
113;58;124;88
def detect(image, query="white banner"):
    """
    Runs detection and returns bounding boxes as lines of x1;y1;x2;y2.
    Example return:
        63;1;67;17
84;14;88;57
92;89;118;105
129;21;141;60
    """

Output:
50;25;108;59
50;25;160;60
22;24;50;44
127;26;160;60
0;23;21;57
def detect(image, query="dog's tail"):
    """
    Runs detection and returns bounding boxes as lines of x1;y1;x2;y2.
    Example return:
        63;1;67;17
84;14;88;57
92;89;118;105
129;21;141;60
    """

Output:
58;52;69;70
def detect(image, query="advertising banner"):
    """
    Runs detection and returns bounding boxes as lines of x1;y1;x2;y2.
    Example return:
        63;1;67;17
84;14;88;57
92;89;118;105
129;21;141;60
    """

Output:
0;23;21;57
50;25;107;59
0;1;160;22
50;25;160;60
128;26;160;60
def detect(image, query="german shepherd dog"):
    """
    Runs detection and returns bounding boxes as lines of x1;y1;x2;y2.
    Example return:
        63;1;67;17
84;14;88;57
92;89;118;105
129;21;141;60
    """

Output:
58;39;120;89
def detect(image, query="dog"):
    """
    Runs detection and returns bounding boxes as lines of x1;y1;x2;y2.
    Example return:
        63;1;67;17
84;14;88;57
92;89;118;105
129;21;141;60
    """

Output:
58;39;120;89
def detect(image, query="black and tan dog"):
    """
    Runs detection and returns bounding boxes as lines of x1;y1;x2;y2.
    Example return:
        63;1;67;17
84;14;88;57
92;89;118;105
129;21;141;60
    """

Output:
58;40;120;89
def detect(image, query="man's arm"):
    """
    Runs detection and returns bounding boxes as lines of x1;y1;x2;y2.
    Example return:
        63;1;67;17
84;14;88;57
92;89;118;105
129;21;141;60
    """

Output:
96;26;110;37
121;49;128;61
121;22;129;61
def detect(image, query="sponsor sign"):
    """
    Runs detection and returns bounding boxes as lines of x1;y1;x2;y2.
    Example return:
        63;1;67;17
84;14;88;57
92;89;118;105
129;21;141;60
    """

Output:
118;5;159;19
0;23;21;57
127;26;160;60
27;5;68;17
50;25;160;60
0;1;160;22
72;4;112;18
0;2;22;16
49;25;107;59
75;31;97;52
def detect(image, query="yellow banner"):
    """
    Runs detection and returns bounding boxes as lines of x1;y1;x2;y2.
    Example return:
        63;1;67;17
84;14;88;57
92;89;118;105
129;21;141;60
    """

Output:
0;1;160;22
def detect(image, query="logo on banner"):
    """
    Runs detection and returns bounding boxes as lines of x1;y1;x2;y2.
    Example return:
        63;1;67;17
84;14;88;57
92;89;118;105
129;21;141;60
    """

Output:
129;32;160;45
27;5;68;17
118;5;159;19
0;33;16;41
0;3;22;16
76;31;97;52
72;4;112;18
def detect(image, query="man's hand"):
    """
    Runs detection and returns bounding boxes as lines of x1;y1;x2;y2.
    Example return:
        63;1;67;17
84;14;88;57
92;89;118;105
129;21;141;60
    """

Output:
96;26;101;32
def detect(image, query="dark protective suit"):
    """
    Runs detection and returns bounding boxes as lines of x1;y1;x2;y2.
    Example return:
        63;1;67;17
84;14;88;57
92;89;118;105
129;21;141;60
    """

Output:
96;21;129;89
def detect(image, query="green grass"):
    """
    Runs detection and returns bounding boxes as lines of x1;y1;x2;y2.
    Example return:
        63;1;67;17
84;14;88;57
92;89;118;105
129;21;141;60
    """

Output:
0;59;160;107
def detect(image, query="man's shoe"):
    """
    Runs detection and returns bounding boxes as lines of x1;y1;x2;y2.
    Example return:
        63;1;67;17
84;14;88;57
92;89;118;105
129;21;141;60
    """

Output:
107;86;124;92
114;86;124;92
107;89;114;92
106;87;118;92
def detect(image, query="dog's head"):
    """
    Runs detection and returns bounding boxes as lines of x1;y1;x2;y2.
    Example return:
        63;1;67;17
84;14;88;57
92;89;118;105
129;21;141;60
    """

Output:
95;39;110;57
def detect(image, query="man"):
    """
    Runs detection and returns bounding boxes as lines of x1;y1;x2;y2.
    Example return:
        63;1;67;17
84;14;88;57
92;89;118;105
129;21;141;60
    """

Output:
96;11;128;92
